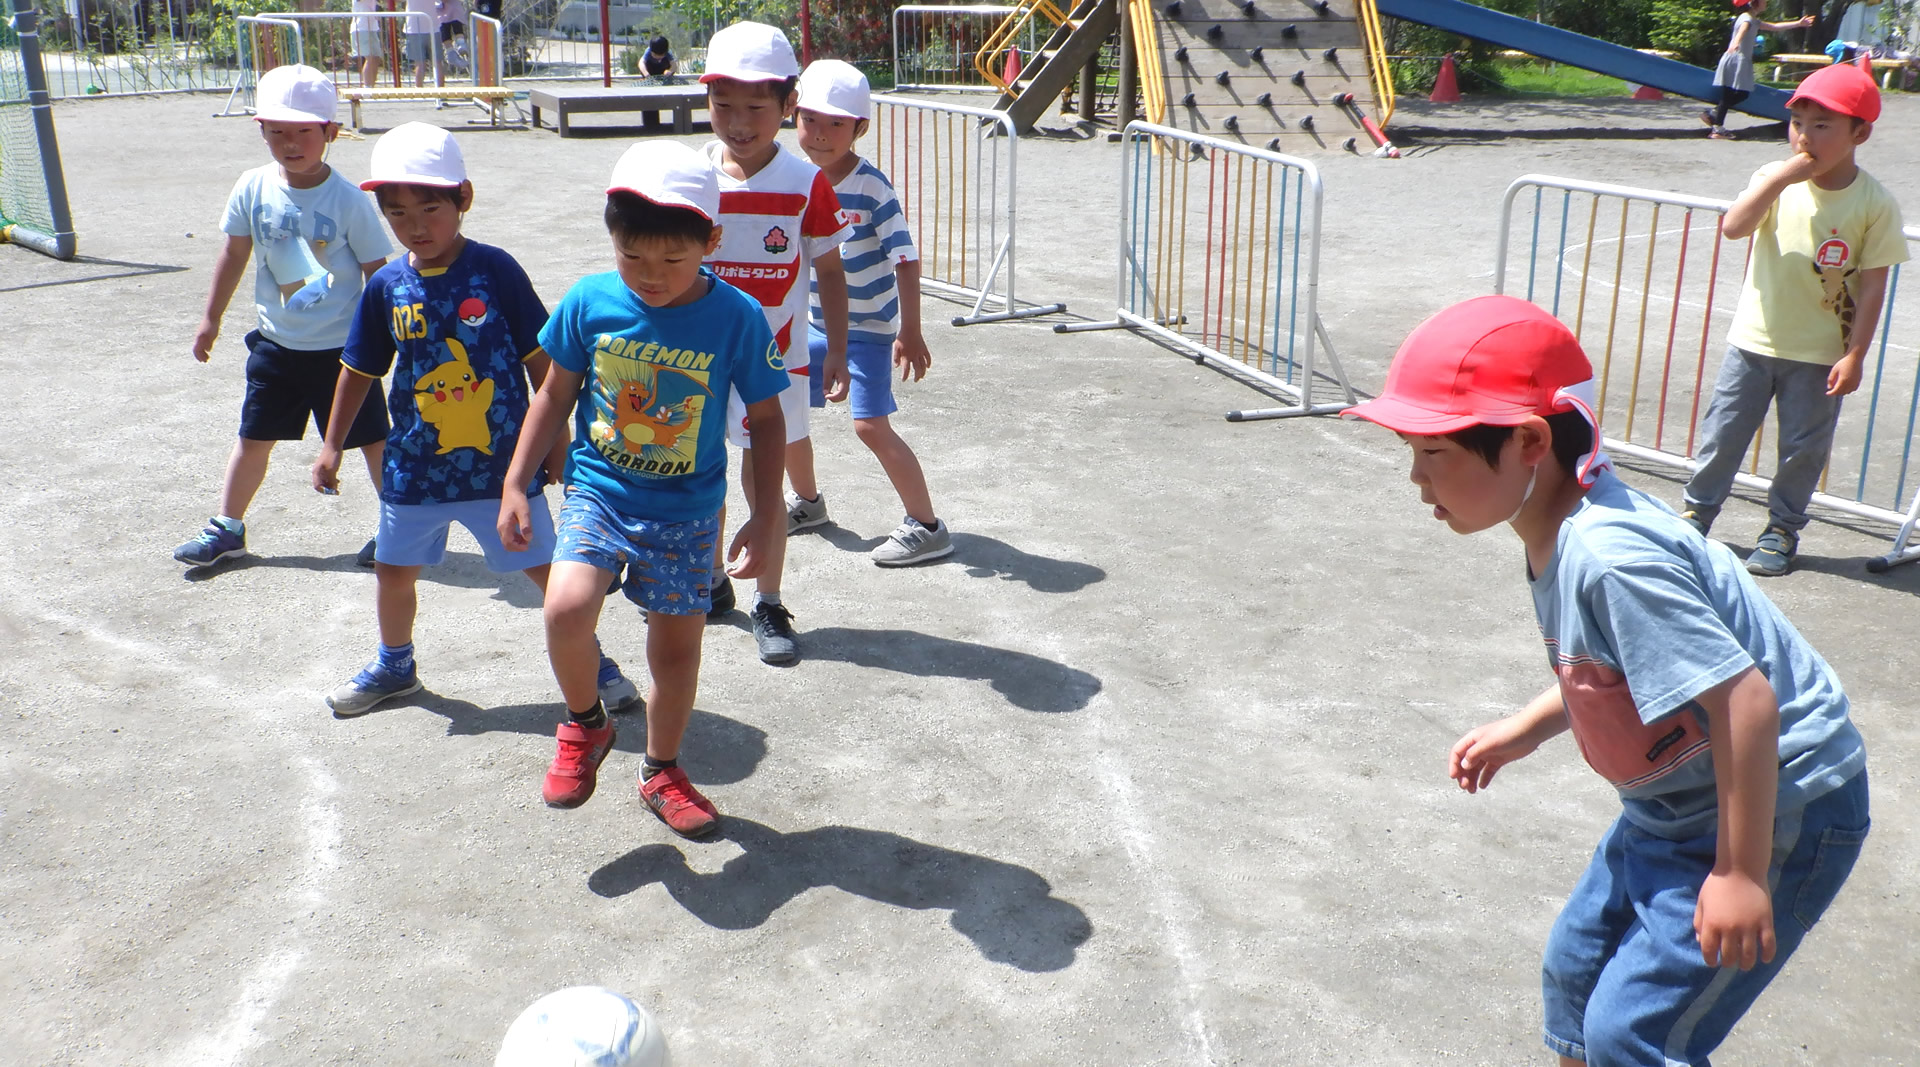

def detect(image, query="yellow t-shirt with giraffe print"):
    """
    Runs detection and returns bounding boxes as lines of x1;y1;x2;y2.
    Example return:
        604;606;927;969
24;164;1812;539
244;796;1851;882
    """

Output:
1727;163;1908;365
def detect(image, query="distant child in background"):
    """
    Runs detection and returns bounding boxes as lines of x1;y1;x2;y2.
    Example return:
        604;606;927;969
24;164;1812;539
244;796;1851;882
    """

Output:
349;0;383;87
178;64;391;571
310;122;641;718
788;60;952;566
436;0;469;76
1681;63;1907;575
1703;0;1814;139
497;143;789;837
695;20;853;664
404;0;436;88
1348;295;1869;1067
644;35;676;80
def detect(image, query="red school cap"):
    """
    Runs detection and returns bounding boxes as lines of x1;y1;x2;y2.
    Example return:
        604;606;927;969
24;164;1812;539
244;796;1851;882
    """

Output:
1786;62;1882;123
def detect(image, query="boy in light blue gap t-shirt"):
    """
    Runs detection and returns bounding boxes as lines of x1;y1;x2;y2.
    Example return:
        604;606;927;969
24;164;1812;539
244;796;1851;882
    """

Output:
1346;296;1868;1067
498;142;787;840
177;65;393;572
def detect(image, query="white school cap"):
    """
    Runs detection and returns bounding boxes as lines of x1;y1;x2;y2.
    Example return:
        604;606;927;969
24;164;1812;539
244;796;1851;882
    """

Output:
254;64;337;125
607;141;720;222
700;21;800;83
360;122;468;190
797;59;870;120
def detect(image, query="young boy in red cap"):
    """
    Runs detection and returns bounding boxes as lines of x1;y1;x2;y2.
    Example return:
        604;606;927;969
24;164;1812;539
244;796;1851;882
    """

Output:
1682;62;1908;575
1347;294;1869;1066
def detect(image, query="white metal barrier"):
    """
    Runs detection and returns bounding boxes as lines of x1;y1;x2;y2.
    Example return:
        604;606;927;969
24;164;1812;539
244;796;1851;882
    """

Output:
220;15;302;117
253;10;410;91
1058;120;1355;420
870;93;1066;326
1496;173;1920;571
891;5;1035;93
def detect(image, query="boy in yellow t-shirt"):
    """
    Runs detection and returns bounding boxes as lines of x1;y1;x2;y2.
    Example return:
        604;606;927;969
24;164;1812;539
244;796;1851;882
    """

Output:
1682;63;1908;576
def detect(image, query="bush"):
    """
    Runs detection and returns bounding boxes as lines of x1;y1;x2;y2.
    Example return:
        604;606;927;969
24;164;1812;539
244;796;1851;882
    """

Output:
1648;0;1729;67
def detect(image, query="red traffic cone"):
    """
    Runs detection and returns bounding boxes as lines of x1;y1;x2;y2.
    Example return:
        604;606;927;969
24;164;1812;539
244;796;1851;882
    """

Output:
1430;53;1462;103
1628;81;1664;100
1003;46;1023;86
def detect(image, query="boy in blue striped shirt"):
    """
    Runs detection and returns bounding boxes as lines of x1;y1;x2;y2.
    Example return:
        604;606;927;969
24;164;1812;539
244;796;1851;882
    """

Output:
786;60;952;566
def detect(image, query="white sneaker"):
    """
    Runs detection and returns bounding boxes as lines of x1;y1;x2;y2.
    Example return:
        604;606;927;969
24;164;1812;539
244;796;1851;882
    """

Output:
786;489;830;534
871;518;954;567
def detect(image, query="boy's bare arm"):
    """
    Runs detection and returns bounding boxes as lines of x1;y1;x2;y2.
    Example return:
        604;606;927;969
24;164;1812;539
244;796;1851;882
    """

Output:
893;258;931;382
361;259;386;282
193;235;254;362
814;247;851;402
727;396;787;579
1695;667;1781;971
499;364;584;551
311;367;380;492
1722;160;1816;240
1830;266;1891;397
1448;682;1571;793
523;348;573;482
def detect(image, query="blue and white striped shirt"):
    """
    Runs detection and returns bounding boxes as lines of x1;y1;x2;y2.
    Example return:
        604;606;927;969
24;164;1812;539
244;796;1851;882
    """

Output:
808;159;919;346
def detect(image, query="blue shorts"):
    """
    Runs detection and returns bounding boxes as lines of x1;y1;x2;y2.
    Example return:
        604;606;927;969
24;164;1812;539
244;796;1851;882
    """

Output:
1541;771;1869;1065
808;334;898;420
239;331;388;447
405;31;431;64
551;486;717;616
376;493;555;571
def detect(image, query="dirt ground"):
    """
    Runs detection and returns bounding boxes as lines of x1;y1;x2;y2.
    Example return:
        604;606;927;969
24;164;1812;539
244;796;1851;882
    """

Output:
2;87;1916;1066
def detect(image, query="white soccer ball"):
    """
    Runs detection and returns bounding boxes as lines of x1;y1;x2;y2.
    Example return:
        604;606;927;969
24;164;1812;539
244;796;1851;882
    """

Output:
495;986;671;1067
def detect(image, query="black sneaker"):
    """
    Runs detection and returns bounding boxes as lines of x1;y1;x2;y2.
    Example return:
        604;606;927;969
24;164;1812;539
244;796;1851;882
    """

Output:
356;537;378;569
706;577;736;620
748;600;798;664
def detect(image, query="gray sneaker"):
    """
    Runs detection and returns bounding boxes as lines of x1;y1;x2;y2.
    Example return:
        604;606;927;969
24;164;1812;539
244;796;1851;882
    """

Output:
1747;526;1798;577
786;490;830;534
871;518;954;567
326;661;423;717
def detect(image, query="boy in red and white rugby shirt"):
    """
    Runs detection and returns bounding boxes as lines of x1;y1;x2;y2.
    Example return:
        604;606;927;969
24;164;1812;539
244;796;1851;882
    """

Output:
696;19;851;665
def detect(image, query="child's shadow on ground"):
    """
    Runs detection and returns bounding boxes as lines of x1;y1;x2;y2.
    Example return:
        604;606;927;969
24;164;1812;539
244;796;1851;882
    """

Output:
810;528;1105;593
183;550;543;608
413;693;767;786
803;626;1101;713
588;816;1093;972
182;552;361;581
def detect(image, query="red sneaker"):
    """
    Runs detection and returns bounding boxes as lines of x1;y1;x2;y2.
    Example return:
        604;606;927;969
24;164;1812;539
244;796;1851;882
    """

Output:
543;720;616;809
639;766;719;838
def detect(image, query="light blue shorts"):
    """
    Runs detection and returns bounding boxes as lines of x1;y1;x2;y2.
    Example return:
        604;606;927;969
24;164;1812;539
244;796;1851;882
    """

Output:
551;486;717;616
1541;771;1869;1064
405;31;432;64
808;334;898;420
376;493;555;572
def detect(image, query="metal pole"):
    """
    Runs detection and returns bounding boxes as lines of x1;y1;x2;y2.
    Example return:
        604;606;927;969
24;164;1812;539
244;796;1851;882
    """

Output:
1116;0;1136;129
599;0;611;86
3;0;76;257
799;0;813;64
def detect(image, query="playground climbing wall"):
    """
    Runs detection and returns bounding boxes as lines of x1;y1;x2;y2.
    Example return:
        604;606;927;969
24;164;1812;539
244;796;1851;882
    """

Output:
1144;0;1375;149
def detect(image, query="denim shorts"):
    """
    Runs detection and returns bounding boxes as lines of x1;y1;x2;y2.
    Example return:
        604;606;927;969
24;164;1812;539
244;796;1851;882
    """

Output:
807;334;898;419
551;486;717;616
1541;771;1869;1065
376;493;554;572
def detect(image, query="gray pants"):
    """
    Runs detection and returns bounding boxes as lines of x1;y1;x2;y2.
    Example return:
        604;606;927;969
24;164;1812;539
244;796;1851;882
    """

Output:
1683;346;1843;532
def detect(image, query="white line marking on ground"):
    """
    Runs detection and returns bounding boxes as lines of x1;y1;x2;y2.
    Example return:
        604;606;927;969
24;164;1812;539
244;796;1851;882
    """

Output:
158;950;304;1067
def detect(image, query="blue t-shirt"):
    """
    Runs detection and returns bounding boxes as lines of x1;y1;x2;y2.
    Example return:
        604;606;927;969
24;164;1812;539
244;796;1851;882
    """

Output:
1531;469;1865;839
539;269;786;522
342;240;549;505
220;164;392;350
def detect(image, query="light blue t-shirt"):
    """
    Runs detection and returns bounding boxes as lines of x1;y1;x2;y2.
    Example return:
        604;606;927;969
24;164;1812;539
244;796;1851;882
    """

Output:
538;269;786;522
1530;469;1865;839
220;164;392;351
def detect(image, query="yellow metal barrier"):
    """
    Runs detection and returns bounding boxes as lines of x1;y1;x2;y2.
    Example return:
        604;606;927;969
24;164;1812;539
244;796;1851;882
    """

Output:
1356;0;1395;126
974;0;1069;90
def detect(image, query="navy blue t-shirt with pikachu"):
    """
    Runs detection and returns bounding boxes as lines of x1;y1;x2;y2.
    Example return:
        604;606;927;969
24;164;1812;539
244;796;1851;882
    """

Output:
344;240;550;505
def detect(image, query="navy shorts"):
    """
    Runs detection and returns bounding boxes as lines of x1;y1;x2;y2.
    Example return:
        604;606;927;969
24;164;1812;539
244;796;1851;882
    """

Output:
238;330;388;447
808;334;898;419
552;486;718;616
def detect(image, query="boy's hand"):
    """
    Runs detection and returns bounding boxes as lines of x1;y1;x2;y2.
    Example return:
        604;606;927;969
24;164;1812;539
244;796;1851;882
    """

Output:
1448;713;1544;793
1796;13;1815;26
1776;152;1820;186
1827;353;1864;396
193;319;220;363
1695;870;1776;970
893;330;932;383
821;350;850;403
311;444;344;494
497;488;533;552
725;515;775;579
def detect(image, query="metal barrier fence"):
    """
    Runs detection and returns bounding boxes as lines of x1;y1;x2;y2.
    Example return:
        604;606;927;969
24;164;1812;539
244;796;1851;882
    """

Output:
1496;173;1920;571
1058;120;1355;421
892;5;1037;93
869;93;1065;326
30;0;237;99
244;10;410;94
220;14;300;117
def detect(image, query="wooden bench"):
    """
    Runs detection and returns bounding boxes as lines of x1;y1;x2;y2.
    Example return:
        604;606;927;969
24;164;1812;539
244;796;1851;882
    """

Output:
1767;52;1912;89
342;86;518;131
527;85;710;137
